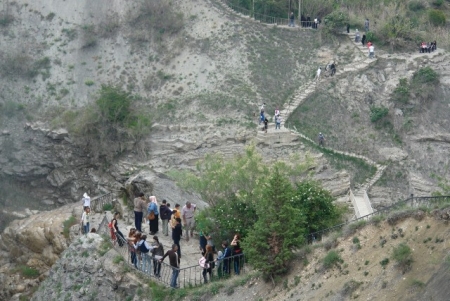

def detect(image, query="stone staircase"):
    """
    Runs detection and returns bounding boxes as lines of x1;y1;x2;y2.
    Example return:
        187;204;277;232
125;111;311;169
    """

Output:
257;30;387;218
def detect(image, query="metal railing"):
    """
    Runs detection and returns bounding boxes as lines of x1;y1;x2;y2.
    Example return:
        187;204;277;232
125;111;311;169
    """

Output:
97;215;247;288
223;0;319;28
307;195;450;242
90;192;115;213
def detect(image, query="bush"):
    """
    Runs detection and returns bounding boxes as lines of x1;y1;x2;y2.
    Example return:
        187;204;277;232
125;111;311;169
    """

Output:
81;24;97;48
102;203;114;211
428;9;446;27
412;67;439;85
408;1;426;12
323;250;342;269
380;258;390;268
391;78;409;104
67;85;152;161
392;243;413;272
370;106;389;123
63;215;78;239
323;10;349;35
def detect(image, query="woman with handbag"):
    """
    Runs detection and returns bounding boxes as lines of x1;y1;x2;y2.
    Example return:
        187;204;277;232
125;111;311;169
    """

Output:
147;196;159;235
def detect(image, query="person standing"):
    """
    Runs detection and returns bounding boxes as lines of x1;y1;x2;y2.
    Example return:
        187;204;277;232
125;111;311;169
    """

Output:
364;18;369;32
264;117;269;133
170;204;181;229
202;245;215;283
127;228;138;268
148;196;159;235
133;192;146;232
259;103;265;125
159;199;172;236
111;212;125;247
82;192;91;210
182;201;196;242
369;44;375;59
231;234;243;275
289;12;295;27
172;217;182;259
80;207;90;235
160;244;180;288
361;34;366;46
218;241;232;276
275;115;281;129
346;23;350;34
151;236;164;277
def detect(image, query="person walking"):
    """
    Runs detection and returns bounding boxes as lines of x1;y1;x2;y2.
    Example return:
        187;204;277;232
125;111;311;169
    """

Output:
182;201;196;242
80;207;90;235
315;67;322;81
172;217;182;259
318;132;325;146
289;12;295;27
361;34;366;46
133;192;146;232
264;117;269;133
148;196;159;235
364;18;369;32
160;199;171;236
160;244;180;288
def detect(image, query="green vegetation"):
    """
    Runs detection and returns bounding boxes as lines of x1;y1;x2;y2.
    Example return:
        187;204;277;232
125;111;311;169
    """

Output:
113;255;125;264
81;24;97;48
84;79;95;86
171;145;343;279
392;243;413;272
323;250;343;269
54;85;151;161
0;54;51;79
323;10;349;35
62;215;78;239
428;9;446;26
102;203;114;211
380;258;390;268
18;265;40;278
370;106;389;123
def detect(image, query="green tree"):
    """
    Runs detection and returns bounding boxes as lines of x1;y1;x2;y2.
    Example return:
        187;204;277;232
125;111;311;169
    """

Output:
293;181;343;237
242;168;306;281
323;10;349;35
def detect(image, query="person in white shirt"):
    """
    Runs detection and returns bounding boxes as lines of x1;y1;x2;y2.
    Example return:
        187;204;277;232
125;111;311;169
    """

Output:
315;67;322;81
80;207;90;234
182;201;196;242
369;45;375;58
82;192;91;210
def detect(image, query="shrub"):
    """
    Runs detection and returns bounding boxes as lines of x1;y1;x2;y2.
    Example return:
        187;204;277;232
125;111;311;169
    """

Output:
392;243;413;272
102;203;114;211
412;67;439;85
323;250;342;269
408;1;426;12
84;79;95;86
428;9;446;26
342;280;361;296
0;13;14;27
323;10;350;35
432;0;444;8
81;24;97;48
370;106;389;123
113;255;124;264
380;258;390;268
391;78;409;104
62;215;78;239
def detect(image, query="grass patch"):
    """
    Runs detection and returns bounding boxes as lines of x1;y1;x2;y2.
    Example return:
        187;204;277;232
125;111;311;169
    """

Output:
113;255;125;264
102;203;114;211
62;215;78;239
392;243;413;272
18;266;40;278
323;250;343;269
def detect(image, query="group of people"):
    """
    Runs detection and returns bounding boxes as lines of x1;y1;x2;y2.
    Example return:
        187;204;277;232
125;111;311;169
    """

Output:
354;29;375;59
419;41;437;53
288;12;320;29
259;103;282;132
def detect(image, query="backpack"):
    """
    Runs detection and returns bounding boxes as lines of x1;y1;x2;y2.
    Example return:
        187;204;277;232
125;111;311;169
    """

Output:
199;256;210;269
139;241;150;254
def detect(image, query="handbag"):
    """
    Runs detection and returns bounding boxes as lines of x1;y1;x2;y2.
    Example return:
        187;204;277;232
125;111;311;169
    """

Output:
198;256;210;269
148;211;155;221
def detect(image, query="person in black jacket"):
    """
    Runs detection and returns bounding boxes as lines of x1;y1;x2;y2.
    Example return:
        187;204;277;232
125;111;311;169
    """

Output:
202;245;215;283
160;199;172;236
172;217;182;258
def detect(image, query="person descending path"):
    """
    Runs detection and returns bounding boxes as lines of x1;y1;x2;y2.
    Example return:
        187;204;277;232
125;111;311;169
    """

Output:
133;192;146;232
82;192;91;210
315;67;322;81
318;132;325;146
